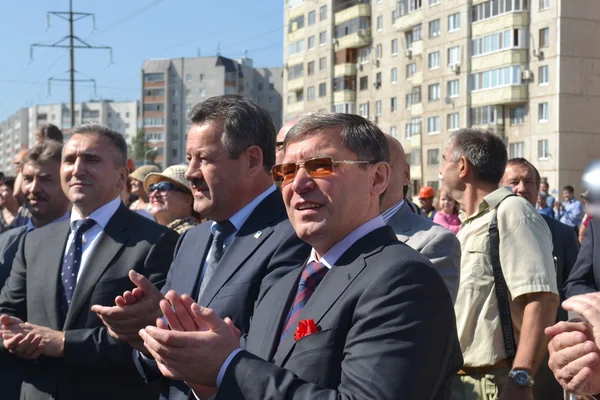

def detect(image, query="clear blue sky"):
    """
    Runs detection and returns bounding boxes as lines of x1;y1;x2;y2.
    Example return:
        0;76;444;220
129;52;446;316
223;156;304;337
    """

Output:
0;0;284;121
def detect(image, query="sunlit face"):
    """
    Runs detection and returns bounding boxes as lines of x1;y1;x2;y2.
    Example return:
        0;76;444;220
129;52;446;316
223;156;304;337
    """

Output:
0;184;12;208
61;134;126;216
439;191;456;214
22;160;69;223
419;197;434;211
130;179;144;196
537;194;547;208
184;122;247;221
149;181;193;224
502;163;537;206
540;182;549;193
280;130;381;253
563;190;574;201
440;147;461;200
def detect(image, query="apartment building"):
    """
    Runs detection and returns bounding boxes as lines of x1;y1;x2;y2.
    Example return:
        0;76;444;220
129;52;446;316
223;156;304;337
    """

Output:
141;56;283;168
0;100;138;175
283;0;600;195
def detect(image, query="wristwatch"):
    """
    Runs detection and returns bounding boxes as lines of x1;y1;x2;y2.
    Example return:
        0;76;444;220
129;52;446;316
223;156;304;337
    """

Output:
509;369;534;387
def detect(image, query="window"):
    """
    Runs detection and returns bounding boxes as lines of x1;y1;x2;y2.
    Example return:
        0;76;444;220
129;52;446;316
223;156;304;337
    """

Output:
334;17;371;39
406;24;422;48
377;15;383;31
428;83;440;101
144;88;165;97
390;126;397;137
270;83;274;90
143;103;164;112
471;28;528;57
307;86;315;101
447;79;459;97
539;0;549;10
406;63;416;78
199;88;206;97
428;116;441;133
296;90;304;102
509;142;525;158
375;72;382;87
539;65;548;84
307;61;315;75
428;51;440;69
376;100;382;116
125;112;130;118
538;139;549;159
405;117;422;138
288;39;305;56
320;5;327;20
333;76;357;91
427;149;440;165
288;64;304;80
319;31;327;46
319;82;327;97
540;28;549;48
406;86;421;107
407;151;421;165
144;73;164;82
172;119;178;126
539;102;549;122
360;76;369;90
185;88;191;97
448;12;460;31
359;103;369;118
258;83;264;91
391;97;398;112
319;57;327;71
185;74;192;82
308;35;316;50
398;0;423;16
376;44;383;59
470;65;522;91
429;0;440;5
510;106;525;124
359;48;371;63
447;112;459;130
143;118;165;126
391;67;398;83
289;15;305;32
308;10;316;25
472;0;529;23
391;39;398;56
470;105;502;125
429;19;440;38
448;46;460;66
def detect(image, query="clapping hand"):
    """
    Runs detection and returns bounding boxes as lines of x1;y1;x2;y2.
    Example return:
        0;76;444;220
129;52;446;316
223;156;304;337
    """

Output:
1;315;64;359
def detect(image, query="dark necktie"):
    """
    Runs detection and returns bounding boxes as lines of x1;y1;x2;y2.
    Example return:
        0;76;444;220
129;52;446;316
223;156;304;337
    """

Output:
197;220;236;300
279;261;328;343
60;218;96;319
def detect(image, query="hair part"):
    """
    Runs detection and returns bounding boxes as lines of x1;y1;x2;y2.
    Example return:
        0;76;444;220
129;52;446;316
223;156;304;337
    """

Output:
22;139;63;166
187;95;276;172
448;128;507;185
69;123;128;167
507;157;541;187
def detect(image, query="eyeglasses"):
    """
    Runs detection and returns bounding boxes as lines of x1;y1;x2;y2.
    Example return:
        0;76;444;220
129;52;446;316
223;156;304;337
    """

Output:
271;157;376;186
148;181;186;195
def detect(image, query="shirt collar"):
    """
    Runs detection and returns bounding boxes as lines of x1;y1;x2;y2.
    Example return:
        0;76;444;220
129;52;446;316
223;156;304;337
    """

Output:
70;196;122;230
27;211;70;232
463;186;513;223
380;200;405;224
307;215;385;269
210;185;277;236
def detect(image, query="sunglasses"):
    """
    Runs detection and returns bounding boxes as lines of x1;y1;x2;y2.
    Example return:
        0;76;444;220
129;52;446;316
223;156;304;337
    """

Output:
148;181;186;195
271;157;376;186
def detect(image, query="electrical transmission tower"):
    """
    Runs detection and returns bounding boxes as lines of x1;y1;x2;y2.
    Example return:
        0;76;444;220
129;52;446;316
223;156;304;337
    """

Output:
30;0;112;128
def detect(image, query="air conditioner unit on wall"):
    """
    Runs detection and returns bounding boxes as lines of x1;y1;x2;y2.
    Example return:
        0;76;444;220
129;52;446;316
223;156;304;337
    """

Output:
522;70;533;80
372;59;380;68
533;48;542;58
404;49;412;58
450;63;461;73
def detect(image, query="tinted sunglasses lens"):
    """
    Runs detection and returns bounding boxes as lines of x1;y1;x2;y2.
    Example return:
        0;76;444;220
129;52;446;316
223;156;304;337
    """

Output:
281;163;298;184
271;165;284;182
150;182;173;193
304;157;334;177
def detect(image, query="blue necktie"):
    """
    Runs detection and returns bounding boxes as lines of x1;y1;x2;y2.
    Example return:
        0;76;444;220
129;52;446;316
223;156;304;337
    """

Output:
197;220;236;300
60;219;96;319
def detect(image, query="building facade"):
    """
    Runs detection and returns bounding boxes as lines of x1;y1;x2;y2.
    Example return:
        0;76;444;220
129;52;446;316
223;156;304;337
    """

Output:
141;56;283;168
283;0;600;196
0;100;138;175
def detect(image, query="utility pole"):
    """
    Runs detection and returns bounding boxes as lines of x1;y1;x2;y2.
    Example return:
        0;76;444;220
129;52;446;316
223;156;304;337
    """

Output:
30;0;112;129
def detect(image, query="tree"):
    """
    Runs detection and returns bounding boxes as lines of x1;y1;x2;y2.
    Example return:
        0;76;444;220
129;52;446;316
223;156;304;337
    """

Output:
128;128;157;165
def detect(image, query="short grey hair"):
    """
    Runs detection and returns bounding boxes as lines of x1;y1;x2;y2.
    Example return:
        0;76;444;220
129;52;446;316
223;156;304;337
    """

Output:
69;123;127;167
448;128;507;185
188;95;276;171
22;139;63;165
284;113;389;165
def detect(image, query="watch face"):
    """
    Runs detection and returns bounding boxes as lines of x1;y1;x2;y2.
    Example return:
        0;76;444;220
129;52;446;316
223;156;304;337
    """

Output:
513;371;529;386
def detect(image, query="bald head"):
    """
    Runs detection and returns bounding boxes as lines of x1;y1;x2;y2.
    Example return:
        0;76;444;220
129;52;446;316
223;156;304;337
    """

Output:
381;134;410;212
275;120;297;164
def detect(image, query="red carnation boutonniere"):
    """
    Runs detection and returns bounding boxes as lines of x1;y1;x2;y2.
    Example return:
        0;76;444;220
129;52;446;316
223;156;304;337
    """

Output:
294;319;319;341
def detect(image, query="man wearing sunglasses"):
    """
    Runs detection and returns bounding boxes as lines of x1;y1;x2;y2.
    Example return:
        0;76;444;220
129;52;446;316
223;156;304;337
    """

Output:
137;113;463;399
275;117;299;165
92;95;310;400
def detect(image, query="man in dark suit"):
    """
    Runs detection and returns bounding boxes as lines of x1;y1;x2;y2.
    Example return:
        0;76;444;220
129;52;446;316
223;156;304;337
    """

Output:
564;220;599;296
0;124;179;400
92;95;310;400
0;140;70;399
138;113;463;399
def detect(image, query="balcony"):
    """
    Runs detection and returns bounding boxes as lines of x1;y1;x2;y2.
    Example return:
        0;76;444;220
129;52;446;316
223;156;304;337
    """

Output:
287;77;305;92
472;123;505;136
337;29;371;50
471;49;528;72
472;12;528;37
471;86;528;107
411;103;423;116
143;81;165;88
288;4;304;19
409;71;423;85
394;9;424;32
333;90;356;103
143;96;165;103
335;3;371;25
287;28;305;44
410;40;423;57
334;63;357;76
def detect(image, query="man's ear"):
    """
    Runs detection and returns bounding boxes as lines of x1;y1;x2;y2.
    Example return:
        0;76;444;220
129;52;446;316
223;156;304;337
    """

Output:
372;162;392;198
458;156;469;179
245;145;264;177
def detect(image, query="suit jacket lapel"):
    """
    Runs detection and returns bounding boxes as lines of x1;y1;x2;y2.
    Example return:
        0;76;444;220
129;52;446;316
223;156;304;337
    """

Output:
199;190;286;306
183;226;212;299
388;202;413;243
64;204;132;329
41;221;71;329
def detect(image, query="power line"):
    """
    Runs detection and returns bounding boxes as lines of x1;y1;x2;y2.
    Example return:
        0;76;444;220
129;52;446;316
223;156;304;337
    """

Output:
85;0;167;39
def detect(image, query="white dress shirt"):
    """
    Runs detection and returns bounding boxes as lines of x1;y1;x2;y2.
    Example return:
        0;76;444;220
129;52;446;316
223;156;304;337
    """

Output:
64;197;121;282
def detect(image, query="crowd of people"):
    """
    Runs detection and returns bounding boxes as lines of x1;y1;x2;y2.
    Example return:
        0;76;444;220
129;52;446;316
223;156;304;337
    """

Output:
0;94;598;400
